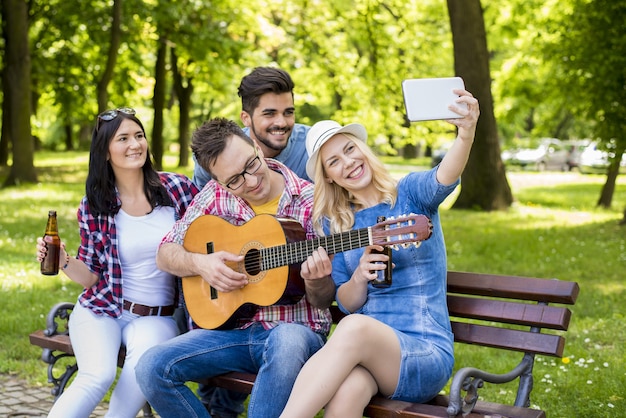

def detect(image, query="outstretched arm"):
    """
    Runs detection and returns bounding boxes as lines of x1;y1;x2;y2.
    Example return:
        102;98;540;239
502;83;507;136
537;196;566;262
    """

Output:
436;89;480;186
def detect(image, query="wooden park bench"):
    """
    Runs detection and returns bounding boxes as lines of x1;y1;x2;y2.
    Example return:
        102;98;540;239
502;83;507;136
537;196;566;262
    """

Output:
30;271;579;418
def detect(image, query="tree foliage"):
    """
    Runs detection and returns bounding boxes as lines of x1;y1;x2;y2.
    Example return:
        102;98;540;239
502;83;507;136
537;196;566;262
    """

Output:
0;0;623;214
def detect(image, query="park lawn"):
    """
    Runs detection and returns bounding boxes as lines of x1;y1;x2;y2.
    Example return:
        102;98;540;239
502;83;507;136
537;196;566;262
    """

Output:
0;152;624;417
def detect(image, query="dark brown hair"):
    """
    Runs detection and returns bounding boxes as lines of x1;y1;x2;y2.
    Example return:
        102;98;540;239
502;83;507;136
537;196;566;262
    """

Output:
238;67;295;114
191;117;254;177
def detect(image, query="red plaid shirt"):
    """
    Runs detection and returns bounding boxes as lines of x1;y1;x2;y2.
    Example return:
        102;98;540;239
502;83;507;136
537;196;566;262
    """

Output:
162;159;332;335
76;172;198;317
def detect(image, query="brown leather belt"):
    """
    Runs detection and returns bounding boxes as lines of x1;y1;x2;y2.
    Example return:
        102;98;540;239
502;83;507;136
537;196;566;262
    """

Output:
123;300;175;316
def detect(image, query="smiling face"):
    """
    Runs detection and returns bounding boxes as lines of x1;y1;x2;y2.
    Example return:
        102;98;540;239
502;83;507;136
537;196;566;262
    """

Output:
107;118;148;173
240;92;295;158
320;133;374;193
210;135;275;206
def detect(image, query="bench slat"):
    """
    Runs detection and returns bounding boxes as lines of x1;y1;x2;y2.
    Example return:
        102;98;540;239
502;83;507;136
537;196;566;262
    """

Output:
451;322;566;357
447;295;572;330
29;330;127;367
366;396;546;418
447;271;579;305
29;330;74;355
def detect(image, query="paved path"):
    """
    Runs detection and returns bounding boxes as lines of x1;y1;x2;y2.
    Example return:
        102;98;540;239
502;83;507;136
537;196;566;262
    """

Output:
0;374;151;417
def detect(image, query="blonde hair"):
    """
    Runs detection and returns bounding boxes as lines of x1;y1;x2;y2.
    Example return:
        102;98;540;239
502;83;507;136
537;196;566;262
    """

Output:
312;135;397;235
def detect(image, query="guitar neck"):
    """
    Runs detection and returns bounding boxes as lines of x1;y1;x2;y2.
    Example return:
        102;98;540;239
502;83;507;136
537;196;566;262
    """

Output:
261;227;371;270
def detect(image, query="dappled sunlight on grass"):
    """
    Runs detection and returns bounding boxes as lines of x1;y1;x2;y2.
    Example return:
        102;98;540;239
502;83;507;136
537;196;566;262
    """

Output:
591;282;626;297
508;203;618;227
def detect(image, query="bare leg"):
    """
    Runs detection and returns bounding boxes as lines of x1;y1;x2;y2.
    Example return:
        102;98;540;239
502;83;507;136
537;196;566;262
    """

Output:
279;314;401;418
324;365;378;418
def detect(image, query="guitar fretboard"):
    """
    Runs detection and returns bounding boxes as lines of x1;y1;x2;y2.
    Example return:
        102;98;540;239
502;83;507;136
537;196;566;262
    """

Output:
261;227;372;270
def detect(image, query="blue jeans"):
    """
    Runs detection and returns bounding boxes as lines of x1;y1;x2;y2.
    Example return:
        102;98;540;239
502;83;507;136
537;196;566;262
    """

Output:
135;322;326;418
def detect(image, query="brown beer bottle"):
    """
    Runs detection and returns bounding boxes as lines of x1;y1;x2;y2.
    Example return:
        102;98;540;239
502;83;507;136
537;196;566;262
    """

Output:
372;216;393;288
41;210;61;275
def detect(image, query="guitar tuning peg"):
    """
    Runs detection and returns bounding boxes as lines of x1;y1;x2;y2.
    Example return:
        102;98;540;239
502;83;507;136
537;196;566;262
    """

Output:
391;244;399;251
413;241;422;248
401;243;411;249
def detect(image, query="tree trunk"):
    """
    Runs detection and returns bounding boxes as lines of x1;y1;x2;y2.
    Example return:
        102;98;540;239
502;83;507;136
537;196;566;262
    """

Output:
1;44;10;166
597;150;624;208
64;123;74;151
447;0;512;210
2;0;37;186
151;38;167;171
96;0;122;112
171;48;193;168
0;67;9;166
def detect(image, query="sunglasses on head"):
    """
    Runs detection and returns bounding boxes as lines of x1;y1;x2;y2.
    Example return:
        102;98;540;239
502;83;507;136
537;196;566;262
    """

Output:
96;107;136;130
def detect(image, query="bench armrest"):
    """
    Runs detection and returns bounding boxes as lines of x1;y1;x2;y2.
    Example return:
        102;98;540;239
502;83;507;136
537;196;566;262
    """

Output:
447;353;535;417
44;302;75;337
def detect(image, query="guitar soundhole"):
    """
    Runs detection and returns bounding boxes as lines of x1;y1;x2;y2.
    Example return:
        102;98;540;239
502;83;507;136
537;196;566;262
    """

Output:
244;249;262;277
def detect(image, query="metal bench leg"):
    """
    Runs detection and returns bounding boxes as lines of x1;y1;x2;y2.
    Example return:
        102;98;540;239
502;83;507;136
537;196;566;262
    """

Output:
42;348;78;399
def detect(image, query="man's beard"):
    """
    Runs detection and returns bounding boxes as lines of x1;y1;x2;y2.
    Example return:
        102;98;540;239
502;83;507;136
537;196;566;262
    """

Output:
250;122;290;152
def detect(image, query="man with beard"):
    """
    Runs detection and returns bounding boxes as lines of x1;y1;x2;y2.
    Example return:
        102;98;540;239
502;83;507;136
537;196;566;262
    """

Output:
189;67;311;417
193;67;311;189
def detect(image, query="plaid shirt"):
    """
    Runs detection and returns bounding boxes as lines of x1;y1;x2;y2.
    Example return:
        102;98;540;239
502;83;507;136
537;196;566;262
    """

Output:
76;172;198;317
162;159;332;335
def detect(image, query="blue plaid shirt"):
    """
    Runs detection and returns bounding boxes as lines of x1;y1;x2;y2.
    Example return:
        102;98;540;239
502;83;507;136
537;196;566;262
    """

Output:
76;172;198;317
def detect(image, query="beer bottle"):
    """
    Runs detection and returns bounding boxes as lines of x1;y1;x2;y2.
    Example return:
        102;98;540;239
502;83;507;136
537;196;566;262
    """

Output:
372;216;392;288
41;210;61;275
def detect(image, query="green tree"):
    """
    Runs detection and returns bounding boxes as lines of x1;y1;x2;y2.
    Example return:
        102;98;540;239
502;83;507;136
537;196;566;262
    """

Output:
545;0;626;212
2;0;37;186
447;0;513;210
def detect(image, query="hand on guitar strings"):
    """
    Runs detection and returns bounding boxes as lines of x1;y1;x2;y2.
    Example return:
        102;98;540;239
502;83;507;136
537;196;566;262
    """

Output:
300;247;333;282
198;251;248;293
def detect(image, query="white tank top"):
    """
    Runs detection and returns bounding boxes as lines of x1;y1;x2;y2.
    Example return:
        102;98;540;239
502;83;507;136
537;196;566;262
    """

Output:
117;205;176;306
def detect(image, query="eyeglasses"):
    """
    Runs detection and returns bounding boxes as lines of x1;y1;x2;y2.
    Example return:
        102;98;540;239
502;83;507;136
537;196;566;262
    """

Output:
96;107;136;130
218;149;263;190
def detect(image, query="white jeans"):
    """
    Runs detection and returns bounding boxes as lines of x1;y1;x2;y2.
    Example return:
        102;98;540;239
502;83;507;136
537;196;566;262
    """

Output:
47;302;179;418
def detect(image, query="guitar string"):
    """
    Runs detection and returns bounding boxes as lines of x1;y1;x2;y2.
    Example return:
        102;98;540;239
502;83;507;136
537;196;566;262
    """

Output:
242;218;424;272
243;229;370;272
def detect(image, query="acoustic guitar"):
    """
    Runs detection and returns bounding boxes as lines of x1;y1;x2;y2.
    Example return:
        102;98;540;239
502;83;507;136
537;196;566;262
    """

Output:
182;213;432;329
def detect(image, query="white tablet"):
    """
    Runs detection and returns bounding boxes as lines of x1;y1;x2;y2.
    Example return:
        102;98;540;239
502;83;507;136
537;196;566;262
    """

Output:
402;77;467;121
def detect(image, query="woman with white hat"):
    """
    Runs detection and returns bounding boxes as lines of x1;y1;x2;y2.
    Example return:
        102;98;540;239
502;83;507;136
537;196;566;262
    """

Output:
280;88;479;418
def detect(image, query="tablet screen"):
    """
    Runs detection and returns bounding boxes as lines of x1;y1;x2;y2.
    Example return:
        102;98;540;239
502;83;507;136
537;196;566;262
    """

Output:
402;77;466;121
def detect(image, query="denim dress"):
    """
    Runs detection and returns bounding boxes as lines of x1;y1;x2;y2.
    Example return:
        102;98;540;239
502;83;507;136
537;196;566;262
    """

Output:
328;168;458;402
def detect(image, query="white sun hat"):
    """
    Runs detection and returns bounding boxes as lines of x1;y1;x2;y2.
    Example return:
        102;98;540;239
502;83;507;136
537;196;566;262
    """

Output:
305;120;368;179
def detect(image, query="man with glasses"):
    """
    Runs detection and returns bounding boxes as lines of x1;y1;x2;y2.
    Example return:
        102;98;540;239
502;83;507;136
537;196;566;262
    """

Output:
191;66;312;417
135;118;335;418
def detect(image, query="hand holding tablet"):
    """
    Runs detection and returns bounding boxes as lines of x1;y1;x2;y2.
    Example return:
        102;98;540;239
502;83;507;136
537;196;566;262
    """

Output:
402;77;468;122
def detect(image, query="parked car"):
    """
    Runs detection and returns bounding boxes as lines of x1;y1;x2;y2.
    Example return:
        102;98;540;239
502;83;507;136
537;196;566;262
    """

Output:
430;142;453;167
564;140;590;171
507;138;572;171
578;141;626;174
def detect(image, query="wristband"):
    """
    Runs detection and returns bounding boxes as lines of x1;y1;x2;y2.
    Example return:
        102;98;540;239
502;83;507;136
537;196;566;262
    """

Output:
61;253;70;270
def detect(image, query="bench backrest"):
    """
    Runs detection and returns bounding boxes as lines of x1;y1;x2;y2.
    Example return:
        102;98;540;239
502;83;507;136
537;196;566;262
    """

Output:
330;271;579;358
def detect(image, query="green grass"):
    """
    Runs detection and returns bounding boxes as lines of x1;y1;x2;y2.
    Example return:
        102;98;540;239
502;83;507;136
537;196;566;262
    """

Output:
1;153;624;417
